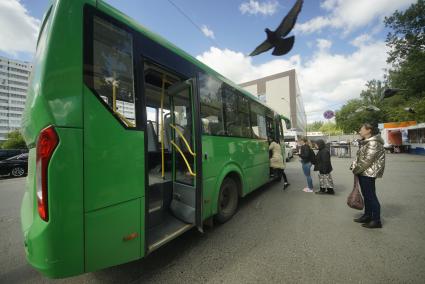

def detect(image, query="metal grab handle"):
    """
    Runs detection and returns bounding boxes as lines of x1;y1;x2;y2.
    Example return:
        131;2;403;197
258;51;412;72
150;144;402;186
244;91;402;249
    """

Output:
169;124;196;157
170;140;196;177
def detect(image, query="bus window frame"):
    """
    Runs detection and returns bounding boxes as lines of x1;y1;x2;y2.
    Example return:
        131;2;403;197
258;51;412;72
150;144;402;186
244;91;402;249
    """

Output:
83;5;144;131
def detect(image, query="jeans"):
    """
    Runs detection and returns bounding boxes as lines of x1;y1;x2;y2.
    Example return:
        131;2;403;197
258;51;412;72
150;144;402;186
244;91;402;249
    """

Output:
358;175;381;221
302;162;313;189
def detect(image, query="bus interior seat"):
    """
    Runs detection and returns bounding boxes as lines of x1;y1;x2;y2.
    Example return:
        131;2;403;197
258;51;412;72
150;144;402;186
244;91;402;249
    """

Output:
147;120;159;152
163;114;171;151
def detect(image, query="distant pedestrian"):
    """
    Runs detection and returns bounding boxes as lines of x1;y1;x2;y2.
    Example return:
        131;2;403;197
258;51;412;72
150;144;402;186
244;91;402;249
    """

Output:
351;123;385;229
314;139;335;195
298;137;315;193
269;138;290;190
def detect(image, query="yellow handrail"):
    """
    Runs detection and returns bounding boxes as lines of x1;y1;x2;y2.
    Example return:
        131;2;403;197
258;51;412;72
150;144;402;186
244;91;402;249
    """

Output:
169;124;196;157
170;140;196;177
115;112;135;127
111;77;135;128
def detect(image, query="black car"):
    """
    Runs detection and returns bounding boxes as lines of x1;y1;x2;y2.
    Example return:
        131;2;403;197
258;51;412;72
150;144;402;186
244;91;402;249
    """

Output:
0;149;28;161
0;153;28;177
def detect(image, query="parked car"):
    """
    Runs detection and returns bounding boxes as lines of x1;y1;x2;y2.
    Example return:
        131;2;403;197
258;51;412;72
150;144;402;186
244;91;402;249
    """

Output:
287;141;298;154
0;149;28;161
0;153;28;177
285;143;293;162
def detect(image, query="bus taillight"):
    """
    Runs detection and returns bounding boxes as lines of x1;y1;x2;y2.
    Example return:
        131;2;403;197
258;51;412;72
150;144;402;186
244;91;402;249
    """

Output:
36;126;59;222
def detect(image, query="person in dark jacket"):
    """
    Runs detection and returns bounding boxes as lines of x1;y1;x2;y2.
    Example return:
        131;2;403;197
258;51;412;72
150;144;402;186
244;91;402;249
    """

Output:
298;137;314;192
313;139;334;195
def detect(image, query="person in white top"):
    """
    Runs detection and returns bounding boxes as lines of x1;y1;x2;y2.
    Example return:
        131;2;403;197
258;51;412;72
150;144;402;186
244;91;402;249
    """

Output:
269;138;290;190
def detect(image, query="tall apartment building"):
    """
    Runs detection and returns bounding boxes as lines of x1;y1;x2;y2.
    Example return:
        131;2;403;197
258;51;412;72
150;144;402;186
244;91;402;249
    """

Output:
239;69;306;133
0;56;32;141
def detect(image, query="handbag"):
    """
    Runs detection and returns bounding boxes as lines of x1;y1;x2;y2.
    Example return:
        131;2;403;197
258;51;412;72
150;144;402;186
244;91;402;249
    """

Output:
347;175;364;210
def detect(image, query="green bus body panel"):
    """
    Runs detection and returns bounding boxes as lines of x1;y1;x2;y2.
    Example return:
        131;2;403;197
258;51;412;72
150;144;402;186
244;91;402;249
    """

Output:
201;135;269;218
20;128;84;278
83;86;146;270
83;86;145;211
21;0;83;146
85;198;143;272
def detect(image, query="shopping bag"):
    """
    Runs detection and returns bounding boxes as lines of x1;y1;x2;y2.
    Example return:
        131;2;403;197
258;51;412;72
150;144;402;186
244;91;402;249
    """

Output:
347;175;364;210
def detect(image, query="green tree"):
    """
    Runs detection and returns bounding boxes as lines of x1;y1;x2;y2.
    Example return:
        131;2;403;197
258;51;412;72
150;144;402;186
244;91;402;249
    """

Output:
319;122;342;136
2;130;27;149
307;121;323;132
360;80;386;106
385;0;425;66
385;0;425;99
335;81;388;134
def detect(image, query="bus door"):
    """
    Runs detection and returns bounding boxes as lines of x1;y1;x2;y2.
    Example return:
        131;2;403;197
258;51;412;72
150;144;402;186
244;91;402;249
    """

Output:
167;80;202;230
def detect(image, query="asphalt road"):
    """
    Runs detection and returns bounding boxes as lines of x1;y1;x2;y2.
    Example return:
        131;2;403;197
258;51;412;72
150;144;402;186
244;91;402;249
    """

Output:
1;152;425;283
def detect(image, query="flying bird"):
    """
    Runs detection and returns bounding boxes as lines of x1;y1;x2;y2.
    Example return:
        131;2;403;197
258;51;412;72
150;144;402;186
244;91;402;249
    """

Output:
249;0;303;57
355;105;381;113
404;107;416;114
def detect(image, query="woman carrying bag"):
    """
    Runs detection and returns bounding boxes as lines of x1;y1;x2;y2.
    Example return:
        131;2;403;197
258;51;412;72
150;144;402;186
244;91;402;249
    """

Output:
350;123;386;229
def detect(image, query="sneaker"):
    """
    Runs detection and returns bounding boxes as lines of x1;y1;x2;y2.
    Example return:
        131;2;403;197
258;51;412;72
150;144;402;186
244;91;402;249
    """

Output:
302;187;309;192
283;183;290;189
305;188;314;193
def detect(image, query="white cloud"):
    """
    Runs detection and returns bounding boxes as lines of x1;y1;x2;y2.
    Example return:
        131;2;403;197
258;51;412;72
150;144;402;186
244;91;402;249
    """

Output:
296;0;416;34
316;39;332;52
350;34;372;47
196;47;301;83
239;0;279;16
0;0;40;55
201;25;215;39
196;40;389;121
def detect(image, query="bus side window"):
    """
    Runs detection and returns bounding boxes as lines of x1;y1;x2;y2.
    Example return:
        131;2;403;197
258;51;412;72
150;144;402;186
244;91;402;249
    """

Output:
199;74;225;135
88;16;136;128
250;102;267;139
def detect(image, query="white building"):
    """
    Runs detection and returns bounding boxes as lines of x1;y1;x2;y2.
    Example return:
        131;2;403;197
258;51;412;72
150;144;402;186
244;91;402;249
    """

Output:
239;69;306;133
0;56;32;141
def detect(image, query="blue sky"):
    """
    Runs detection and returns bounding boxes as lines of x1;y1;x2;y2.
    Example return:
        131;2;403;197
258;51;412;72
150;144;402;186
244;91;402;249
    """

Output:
0;0;417;121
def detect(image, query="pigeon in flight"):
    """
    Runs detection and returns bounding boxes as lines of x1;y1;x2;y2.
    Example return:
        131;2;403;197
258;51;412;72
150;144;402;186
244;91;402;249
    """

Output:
355;105;381;113
249;0;303;57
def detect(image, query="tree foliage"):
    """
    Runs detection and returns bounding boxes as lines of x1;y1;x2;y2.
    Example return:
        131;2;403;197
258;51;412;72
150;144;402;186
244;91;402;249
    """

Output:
336;1;425;132
319;122;342;136
2;130;27;149
385;0;425;66
307;121;324;132
385;0;425;99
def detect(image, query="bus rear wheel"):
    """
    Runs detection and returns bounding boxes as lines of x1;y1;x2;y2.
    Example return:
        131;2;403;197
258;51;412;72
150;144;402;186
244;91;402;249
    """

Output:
215;177;239;224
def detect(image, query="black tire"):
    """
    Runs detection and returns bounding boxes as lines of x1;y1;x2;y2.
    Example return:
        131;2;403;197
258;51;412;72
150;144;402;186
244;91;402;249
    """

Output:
215;177;239;224
11;167;25;177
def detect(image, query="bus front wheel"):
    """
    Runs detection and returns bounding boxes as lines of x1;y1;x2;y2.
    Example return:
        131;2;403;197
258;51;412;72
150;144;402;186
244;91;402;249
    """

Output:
215;177;239;224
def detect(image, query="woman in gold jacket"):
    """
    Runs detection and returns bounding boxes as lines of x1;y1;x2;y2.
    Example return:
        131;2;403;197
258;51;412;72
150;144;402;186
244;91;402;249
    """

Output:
351;123;386;229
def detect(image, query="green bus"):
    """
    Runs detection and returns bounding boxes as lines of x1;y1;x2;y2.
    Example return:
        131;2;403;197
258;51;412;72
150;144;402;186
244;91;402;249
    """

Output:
20;0;288;278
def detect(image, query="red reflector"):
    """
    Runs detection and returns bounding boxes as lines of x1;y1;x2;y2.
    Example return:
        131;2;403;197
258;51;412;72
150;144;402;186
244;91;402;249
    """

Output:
36;126;59;222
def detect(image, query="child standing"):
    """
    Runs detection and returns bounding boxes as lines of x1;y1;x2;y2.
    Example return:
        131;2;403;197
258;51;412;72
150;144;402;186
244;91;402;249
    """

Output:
313;139;335;195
